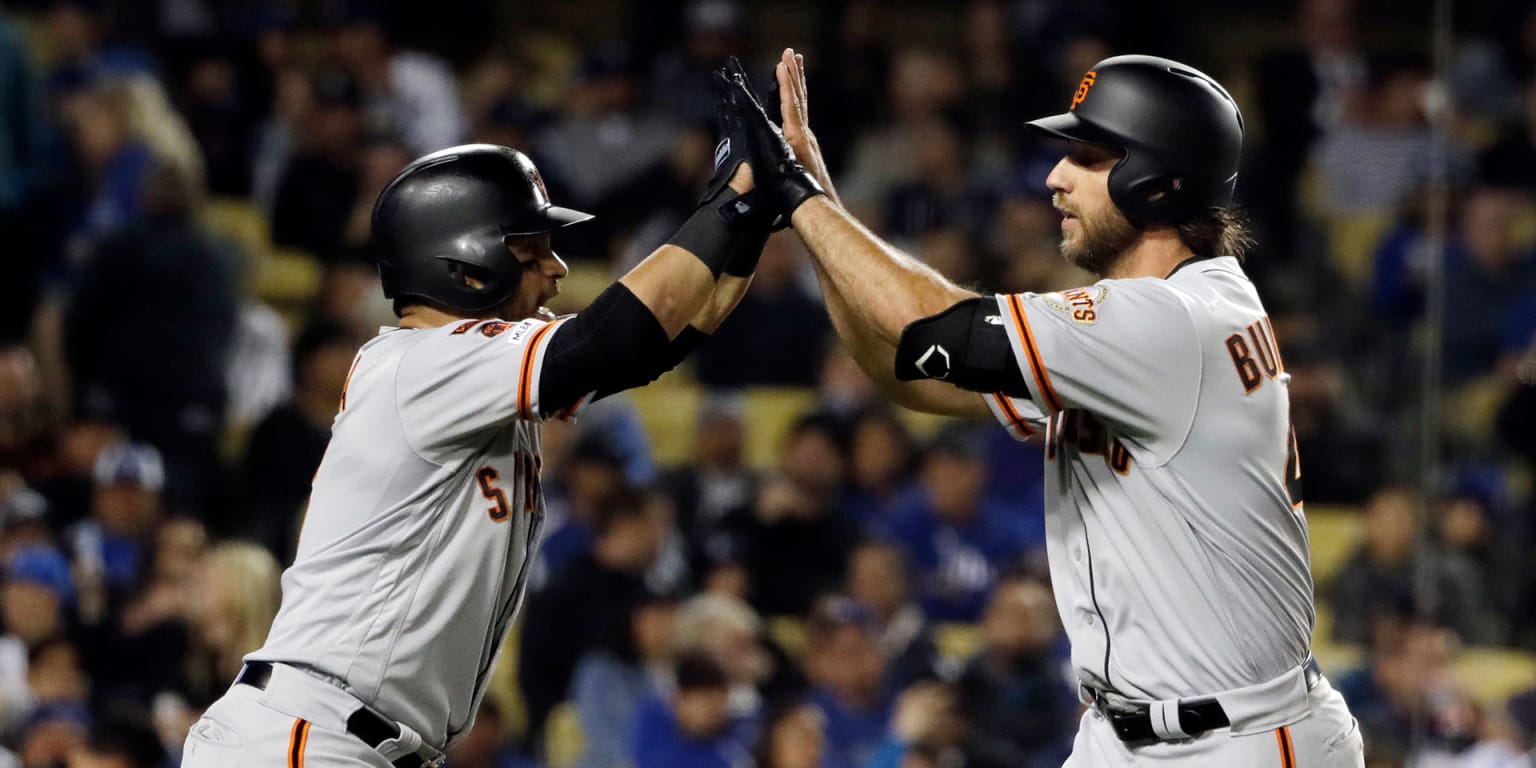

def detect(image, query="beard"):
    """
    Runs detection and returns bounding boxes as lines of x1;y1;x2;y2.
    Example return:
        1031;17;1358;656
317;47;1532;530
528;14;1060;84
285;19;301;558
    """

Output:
1057;195;1141;276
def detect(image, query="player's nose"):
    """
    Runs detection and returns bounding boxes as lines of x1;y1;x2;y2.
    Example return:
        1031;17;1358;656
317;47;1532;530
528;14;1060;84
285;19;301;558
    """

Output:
544;250;569;279
1045;156;1072;195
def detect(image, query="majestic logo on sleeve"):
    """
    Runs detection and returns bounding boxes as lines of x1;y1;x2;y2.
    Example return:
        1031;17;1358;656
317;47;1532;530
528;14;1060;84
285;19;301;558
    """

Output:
1041;286;1108;324
916;345;952;379
1071;71;1097;109
714;138;731;171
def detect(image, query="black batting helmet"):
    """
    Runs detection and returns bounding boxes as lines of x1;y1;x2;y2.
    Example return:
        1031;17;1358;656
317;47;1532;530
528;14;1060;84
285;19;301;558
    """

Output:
371;144;593;313
1025;55;1244;226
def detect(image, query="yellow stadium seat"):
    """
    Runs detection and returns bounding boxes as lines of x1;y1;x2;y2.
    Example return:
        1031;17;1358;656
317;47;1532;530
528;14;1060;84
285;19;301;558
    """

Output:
546;261;612;315
1326;213;1392;288
1311;642;1364;678
1312;602;1334;646
201;197;272;258
1305;505;1362;589
487;619;528;743
934;623;983;664
256;248;323;309
767;616;808;662
743;387;818;469
1451;647;1536;708
628;378;703;467
543;701;584;768
1444;376;1512;447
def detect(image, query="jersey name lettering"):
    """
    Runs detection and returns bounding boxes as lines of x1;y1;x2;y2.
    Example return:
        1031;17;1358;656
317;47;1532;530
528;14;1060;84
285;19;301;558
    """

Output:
1224;315;1283;394
1046;410;1131;475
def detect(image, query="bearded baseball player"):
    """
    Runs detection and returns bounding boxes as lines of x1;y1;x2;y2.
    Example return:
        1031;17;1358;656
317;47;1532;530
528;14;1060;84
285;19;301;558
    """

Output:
181;74;779;768
715;51;1364;766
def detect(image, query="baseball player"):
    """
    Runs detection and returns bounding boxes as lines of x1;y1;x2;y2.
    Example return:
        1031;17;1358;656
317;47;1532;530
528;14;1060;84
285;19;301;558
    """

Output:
714;51;1365;766
182;82;781;767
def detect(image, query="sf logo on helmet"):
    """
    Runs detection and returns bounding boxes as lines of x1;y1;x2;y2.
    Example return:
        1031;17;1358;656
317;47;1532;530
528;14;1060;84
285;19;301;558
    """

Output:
1071;71;1097;110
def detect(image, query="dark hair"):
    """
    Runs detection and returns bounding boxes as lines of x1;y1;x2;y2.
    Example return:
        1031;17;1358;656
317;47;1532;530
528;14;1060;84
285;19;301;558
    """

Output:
674;651;729;691
85;712;167;768
1175;208;1254;261
293;317;354;377
591;485;654;538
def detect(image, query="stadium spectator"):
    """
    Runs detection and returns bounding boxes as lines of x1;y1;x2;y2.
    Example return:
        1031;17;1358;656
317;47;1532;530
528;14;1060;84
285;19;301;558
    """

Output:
68;442;166;619
881;424;1040;622
671;593;778;724
240;320;359;558
729;415;859;617
63;160;237;515
694;234;832;388
0;545;74;734
328;8;466;155
184;542;280;708
519;487;672;743
0;346;49;480
955;576;1076;768
843;541;938;692
1334;619;1478;759
1331;487;1497;644
659;393;756;586
839;408;917;530
631;652;754;768
570;586;682;768
269;68;368;261
750;700;827;768
1249;0;1366;255
804;596;893;768
446;699;533;768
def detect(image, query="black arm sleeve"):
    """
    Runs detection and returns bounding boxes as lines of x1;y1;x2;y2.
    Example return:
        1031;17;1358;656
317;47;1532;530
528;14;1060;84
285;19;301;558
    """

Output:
894;297;1032;398
536;283;686;415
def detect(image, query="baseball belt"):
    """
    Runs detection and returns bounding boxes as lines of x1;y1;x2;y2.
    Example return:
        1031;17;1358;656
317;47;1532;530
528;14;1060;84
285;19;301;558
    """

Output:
1082;655;1325;744
236;662;445;768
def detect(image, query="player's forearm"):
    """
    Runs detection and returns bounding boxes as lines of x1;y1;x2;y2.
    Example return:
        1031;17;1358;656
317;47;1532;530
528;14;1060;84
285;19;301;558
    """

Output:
791;197;977;345
812;257;991;418
618;246;719;338
688;273;752;334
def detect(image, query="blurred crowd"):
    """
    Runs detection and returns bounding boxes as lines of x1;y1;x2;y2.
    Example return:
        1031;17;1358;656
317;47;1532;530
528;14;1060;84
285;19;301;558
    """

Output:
0;0;1532;767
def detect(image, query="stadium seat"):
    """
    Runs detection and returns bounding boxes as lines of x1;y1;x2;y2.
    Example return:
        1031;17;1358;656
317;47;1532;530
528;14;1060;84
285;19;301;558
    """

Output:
743;387;819;469
543;701;584;768
1313;601;1335;645
767;616;808;662
546;260;611;315
934;623;983;664
200;197;272;260
628;378;703;467
1326;213;1392;288
256;247;323;310
1305;505;1362;589
1450;647;1536;708
1311;642;1364;678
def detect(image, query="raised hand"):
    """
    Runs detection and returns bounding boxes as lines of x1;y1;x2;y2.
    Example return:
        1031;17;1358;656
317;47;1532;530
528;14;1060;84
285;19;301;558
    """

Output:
714;57;825;222
774;48;837;202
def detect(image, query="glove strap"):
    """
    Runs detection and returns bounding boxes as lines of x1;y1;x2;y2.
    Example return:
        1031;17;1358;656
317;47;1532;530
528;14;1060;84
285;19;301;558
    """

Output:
774;163;827;221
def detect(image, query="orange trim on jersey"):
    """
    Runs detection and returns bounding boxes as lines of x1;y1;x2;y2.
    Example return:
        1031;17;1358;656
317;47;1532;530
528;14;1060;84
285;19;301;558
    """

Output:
557;393;589;422
338;353;363;412
991;393;1035;436
517;321;559;419
1275;725;1295;768
288;719;311;768
1005;294;1064;412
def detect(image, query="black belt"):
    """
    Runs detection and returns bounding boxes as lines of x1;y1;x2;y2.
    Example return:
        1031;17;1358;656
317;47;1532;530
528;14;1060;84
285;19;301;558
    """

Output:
1086;656;1324;745
236;662;437;768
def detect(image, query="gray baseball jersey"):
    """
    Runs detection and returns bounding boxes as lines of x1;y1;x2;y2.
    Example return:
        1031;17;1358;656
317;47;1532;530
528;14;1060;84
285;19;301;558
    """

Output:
250;315;588;750
981;256;1314;700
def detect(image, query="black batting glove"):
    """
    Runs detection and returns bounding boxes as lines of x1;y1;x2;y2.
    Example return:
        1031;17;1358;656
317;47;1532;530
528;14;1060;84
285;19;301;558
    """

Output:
714;58;825;223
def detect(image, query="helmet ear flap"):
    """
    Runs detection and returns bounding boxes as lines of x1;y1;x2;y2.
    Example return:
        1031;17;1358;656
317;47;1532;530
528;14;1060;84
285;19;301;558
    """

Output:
1110;150;1203;225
